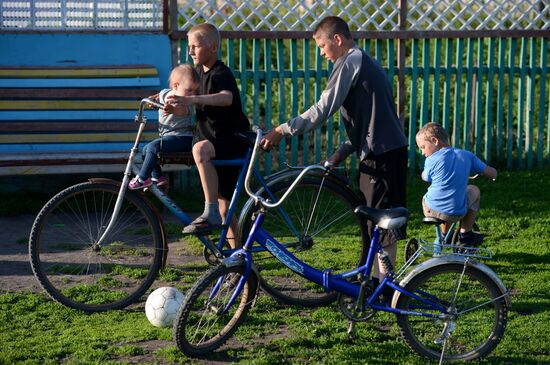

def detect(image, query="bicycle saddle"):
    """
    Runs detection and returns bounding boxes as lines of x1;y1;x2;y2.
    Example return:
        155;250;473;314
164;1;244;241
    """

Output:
354;206;409;229
421;216;447;225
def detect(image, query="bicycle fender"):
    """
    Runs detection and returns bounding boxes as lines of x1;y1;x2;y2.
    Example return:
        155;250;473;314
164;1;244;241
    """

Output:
391;256;511;309
222;255;261;278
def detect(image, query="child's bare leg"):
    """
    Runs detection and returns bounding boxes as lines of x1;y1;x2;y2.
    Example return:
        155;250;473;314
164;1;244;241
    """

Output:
441;222;452;234
460;209;477;233
458;185;483;245
218;197;240;249
191;140;221;225
460;185;480;233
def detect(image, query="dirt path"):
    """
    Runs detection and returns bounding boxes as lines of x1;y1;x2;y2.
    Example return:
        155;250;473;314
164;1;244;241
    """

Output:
0;214;201;292
0;214;40;293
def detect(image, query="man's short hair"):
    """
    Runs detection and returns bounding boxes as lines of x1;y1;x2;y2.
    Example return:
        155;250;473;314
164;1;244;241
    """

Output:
188;23;220;48
417;122;450;144
314;16;352;40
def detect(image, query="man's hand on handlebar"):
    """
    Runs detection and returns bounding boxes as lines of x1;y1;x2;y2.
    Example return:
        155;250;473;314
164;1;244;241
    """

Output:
260;127;284;150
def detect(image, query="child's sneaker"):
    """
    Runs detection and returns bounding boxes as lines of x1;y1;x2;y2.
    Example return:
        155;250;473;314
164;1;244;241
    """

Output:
459;230;484;246
128;176;153;190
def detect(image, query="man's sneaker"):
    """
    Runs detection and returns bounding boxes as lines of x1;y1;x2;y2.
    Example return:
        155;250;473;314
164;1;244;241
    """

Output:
459;230;484;246
128;176;153;190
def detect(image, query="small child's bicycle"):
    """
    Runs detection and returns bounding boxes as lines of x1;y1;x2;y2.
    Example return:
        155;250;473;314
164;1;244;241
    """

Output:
28;99;368;312
404;218;487;262
172;128;510;363
404;174;487;263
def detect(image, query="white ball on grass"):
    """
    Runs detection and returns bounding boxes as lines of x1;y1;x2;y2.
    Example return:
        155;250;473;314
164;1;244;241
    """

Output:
145;287;185;327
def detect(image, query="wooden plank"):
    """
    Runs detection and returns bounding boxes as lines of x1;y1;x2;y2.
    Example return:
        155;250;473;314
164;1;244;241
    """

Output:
302;38;310;165
432;38;442;124
517;37;528;169
252;39;261;129
442;38;453;132
0;88;156;99
0;77;161;88
506;38;517;169
463;39;475;150
0;163;190;176
172;29;550;41
0;100;142;110
276;39;287;169
0;109;158;121
484;38;496;163
496;38;506;160
527;37;537;169
420;39;430;128
0;65;156;70
475;39;484;156
453;38;464;147
0;142;144;153
239;39;248;113
538;38;548;168
264;39;273;174
0;132;158;143
0;121;157;132
408;39;419;173
0;66;158;78
290;39;298;165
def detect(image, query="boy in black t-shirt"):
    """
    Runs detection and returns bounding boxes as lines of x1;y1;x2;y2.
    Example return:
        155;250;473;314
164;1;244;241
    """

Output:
165;23;250;247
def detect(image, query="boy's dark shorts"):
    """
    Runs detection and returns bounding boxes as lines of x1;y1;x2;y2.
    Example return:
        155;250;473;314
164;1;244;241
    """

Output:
194;134;249;201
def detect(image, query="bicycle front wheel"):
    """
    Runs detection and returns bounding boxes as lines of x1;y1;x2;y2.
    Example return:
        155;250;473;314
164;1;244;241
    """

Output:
239;176;368;307
173;264;258;356
29;181;164;312
395;263;508;361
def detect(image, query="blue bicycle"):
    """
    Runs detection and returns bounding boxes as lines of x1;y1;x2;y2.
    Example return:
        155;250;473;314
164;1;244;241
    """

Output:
173;129;510;363
29;100;367;312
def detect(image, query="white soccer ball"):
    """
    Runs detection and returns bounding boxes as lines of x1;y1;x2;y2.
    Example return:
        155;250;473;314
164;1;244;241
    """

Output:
145;287;185;328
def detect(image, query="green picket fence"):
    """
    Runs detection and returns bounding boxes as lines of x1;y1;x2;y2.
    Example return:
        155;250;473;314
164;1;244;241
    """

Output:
178;36;549;174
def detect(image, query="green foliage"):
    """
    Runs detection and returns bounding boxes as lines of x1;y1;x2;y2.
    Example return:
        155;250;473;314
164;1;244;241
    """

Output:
1;169;549;363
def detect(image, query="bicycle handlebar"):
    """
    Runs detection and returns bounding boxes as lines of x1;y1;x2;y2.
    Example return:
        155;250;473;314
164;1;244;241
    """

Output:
136;98;165;123
244;128;327;209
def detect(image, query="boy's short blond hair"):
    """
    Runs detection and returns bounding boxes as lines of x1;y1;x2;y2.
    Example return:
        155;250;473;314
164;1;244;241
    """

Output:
188;23;220;48
169;64;199;89
417;122;450;145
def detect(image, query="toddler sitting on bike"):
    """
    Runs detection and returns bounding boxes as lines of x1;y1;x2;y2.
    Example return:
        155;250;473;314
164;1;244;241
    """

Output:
129;64;200;190
416;122;497;245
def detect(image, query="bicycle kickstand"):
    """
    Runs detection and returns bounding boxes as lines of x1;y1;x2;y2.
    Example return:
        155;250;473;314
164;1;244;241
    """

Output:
347;320;356;339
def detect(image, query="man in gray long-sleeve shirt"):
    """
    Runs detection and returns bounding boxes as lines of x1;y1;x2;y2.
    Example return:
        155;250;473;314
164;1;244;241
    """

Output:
261;16;408;283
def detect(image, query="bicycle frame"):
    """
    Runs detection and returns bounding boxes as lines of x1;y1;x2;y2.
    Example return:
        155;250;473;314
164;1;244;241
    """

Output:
224;212;450;319
94;98;304;260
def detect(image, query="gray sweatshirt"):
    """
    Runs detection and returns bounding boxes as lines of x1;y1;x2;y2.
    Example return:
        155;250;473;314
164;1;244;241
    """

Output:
279;47;407;160
158;89;195;137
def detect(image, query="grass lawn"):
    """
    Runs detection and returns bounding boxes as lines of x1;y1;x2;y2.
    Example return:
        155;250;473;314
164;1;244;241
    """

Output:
1;168;549;364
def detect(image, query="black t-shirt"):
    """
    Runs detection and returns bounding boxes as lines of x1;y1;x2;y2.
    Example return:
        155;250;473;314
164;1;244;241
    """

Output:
195;60;250;140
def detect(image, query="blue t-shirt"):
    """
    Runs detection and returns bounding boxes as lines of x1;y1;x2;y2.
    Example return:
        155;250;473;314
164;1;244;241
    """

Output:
422;147;487;216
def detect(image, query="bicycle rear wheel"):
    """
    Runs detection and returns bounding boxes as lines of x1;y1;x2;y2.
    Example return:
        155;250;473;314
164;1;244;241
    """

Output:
395;263;508;361
29;181;164;312
239;176;368;307
173;264;258;356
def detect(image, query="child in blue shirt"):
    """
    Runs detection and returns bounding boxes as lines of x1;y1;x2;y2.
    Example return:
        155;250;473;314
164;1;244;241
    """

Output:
416;122;497;245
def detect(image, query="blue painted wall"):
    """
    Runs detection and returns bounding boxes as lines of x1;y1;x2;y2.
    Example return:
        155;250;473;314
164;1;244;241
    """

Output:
0;33;172;89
